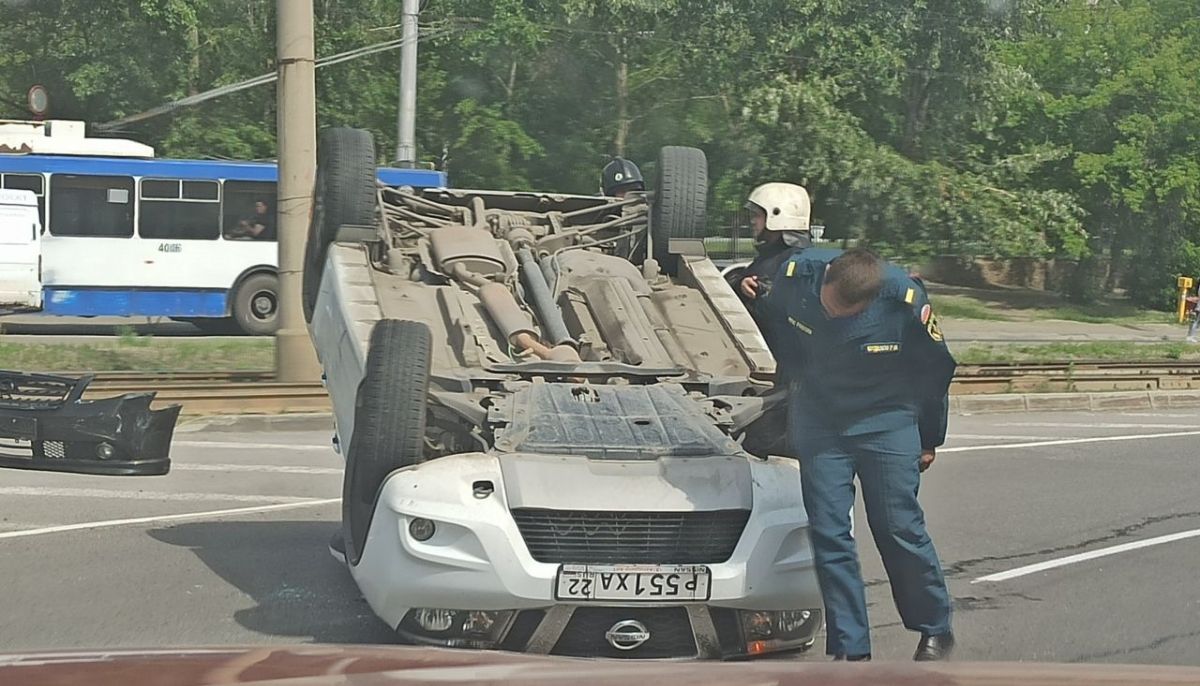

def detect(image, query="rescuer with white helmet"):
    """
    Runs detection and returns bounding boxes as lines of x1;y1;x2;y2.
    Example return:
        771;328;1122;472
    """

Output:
730;182;813;305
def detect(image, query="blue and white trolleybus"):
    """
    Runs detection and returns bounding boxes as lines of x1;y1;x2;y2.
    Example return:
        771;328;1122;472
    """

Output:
0;119;445;334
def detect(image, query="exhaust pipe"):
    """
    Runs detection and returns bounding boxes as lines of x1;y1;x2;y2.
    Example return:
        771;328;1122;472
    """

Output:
477;282;580;363
517;248;574;347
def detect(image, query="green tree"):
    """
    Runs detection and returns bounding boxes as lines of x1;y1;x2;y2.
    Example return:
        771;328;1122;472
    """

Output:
0;0;1194;307
1004;0;1200;306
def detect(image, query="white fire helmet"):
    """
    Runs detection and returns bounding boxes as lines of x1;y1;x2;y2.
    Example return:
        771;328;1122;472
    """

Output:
746;182;811;232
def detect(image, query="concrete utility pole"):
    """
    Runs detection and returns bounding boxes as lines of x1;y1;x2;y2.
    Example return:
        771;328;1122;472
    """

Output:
275;0;321;381
395;0;419;165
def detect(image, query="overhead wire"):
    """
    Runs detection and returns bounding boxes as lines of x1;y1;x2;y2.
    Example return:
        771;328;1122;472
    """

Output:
95;24;462;132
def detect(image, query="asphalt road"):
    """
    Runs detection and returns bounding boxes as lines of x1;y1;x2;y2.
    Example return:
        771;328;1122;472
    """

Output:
1;410;1198;665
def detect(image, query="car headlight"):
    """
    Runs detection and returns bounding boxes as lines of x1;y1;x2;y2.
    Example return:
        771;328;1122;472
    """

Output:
399;608;516;649
739;609;822;655
413;608;455;632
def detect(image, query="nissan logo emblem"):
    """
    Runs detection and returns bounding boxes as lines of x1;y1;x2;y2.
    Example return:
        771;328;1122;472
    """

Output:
605;619;651;650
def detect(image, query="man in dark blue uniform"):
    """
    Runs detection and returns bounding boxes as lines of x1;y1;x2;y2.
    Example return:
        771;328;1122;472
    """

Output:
759;247;957;662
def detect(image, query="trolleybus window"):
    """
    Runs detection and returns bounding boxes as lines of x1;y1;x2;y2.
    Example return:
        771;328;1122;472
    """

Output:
222;180;276;241
138;178;220;240
49;174;134;237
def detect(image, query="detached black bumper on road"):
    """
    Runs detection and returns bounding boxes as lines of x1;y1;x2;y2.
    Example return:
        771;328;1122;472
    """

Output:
0;371;181;476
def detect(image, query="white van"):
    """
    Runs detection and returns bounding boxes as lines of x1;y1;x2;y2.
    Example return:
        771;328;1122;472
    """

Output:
0;189;42;309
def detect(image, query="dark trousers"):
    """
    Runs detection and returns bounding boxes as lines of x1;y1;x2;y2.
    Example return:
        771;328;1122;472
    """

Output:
796;422;951;656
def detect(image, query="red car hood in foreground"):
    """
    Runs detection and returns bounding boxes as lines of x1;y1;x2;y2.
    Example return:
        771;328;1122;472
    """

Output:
2;645;1198;686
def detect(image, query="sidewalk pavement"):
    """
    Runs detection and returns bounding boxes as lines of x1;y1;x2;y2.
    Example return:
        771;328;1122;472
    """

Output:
942;318;1184;345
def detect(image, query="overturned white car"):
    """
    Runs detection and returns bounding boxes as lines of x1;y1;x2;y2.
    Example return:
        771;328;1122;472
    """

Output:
304;128;822;659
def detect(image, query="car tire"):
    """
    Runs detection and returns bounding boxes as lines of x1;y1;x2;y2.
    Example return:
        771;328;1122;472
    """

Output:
230;272;279;336
303;127;378;323
650;145;708;275
343;319;432;566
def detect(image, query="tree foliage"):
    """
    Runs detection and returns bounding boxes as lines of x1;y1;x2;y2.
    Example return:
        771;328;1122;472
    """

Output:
1;0;1197;305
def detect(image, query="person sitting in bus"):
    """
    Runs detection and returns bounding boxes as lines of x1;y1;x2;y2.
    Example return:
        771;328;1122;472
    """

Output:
227;200;275;240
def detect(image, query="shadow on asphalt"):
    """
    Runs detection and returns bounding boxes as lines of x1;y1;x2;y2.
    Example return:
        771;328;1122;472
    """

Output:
147;520;396;644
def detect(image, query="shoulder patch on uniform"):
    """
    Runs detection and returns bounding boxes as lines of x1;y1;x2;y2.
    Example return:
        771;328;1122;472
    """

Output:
926;313;944;342
882;271;922;305
920;303;932;324
782;255;827;280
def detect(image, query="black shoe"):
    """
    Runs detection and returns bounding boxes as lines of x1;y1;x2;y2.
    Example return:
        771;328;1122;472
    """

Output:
913;632;955;661
833;654;872;662
329;530;347;565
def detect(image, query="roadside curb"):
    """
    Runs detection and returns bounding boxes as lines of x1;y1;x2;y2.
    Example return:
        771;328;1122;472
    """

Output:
951;390;1200;415
174;390;1200;433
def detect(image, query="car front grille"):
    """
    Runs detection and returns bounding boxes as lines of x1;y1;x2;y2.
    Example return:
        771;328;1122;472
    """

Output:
551;607;697;659
0;371;78;411
499;609;546;651
511;508;750;564
709;607;747;656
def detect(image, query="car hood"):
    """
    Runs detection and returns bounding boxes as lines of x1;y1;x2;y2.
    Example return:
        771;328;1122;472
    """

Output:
3;645;1199;686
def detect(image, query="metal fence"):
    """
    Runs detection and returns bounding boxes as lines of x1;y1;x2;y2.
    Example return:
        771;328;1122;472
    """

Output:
702;209;757;263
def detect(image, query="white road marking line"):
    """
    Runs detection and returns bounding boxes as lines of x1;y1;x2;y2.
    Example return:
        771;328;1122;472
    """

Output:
174;440;329;451
1121;413;1200;418
972;528;1200;583
0;486;313;504
173;463;341;475
995;422;1197;429
0;498;339;540
939;429;1200;454
948;434;1073;441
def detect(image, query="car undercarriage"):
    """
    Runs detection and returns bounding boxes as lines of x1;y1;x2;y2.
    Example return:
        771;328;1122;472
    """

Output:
303;128;821;659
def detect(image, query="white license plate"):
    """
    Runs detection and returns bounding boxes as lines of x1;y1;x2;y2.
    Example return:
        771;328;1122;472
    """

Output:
554;564;711;602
